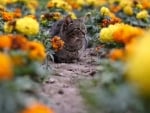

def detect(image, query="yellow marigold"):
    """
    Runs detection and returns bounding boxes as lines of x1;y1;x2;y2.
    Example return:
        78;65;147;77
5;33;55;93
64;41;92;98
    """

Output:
85;0;95;6
0;5;5;11
0;0;8;5
113;24;144;44
0;53;13;80
50;36;64;52
68;11;77;19
53;12;62;20
109;48;124;61
120;1;132;8
4;22;14;33
47;0;72;11
108;0;121;4
27;41;46;61
136;3;143;9
25;15;37;20
123;5;133;16
16;0;28;3
100;6;110;16
0;35;12;49
15;17;39;35
27;0;39;9
20;102;55;113
76;0;85;6
27;5;36;14
136;10;149;20
99;23;122;43
85;0;107;7
1;11;14;21
126;33;150;97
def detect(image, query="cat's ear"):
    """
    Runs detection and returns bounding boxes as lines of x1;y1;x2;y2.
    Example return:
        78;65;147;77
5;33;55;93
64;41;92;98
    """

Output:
78;15;89;23
64;15;73;25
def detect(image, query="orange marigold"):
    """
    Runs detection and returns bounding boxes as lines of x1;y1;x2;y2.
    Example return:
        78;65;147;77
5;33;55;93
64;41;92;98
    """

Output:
27;41;46;61
20;103;55;113
0;35;12;49
1;11;14;21
10;35;28;50
13;8;22;18
0;53;13;80
47;2;55;9
66;0;80;9
125;38;138;56
141;0;150;9
109;49;125;61
109;5;122;13
50;36;64;52
113;25;144;44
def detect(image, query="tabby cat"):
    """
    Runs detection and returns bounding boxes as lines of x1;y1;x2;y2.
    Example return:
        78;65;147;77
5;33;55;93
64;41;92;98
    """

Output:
50;16;87;63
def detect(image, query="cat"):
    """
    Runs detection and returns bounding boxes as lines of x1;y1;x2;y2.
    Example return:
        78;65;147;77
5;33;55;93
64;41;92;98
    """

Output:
50;15;88;63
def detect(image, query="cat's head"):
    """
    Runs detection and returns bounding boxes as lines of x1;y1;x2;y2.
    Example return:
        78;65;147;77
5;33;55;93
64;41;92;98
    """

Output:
60;16;87;51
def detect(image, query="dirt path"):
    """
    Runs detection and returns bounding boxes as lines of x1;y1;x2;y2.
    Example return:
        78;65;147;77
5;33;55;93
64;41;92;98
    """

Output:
42;48;99;113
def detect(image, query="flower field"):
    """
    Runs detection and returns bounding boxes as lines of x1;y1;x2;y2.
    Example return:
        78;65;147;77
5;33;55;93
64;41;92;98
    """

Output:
0;0;150;113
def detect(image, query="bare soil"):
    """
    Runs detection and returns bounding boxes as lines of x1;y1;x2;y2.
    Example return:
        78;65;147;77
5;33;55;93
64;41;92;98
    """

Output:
42;48;99;113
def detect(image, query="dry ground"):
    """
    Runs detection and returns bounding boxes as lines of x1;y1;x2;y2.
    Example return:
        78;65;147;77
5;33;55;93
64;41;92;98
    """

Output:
42;48;99;113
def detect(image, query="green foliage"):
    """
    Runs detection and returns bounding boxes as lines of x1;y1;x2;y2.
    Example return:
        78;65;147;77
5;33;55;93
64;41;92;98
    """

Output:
80;59;150;113
85;9;106;47
116;7;150;28
0;76;39;113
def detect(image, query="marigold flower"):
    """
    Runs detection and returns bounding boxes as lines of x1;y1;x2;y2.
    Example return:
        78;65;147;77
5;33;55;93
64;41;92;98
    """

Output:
123;5;133;16
99;23;122;43
4;22;14;33
85;0;107;7
0;5;5;11
141;0;150;9
47;2;55;9
125;38;138;56
0;53;13;80
10;35;28;50
0;0;8;5
100;6;110;16
11;54;26;66
20;102;55;113
66;0;81;10
27;41;46;61
25;15;37;20
13;8;22;18
136;10;149;20
15;17;39;35
50;36;64;52
101;15;121;27
120;1;132;8
136;3;143;9
53;12;62;20
109;5;121;13
126;33;150;97
0;35;12;49
1;11;14;21
47;0;72;11
109;48;124;61
68;11;77;19
113;24;144;44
